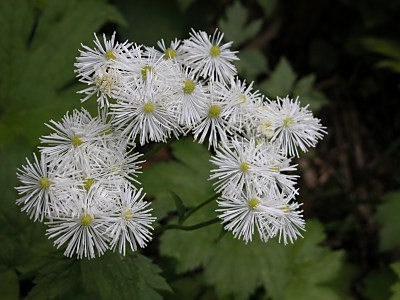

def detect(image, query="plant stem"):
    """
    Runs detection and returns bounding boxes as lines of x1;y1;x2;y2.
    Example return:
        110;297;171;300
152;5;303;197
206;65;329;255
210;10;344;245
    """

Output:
182;193;219;223
155;217;220;235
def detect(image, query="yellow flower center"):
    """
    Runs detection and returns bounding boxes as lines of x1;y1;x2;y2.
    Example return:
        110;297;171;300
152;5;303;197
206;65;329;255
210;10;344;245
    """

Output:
283;117;294;126
141;65;153;80
248;198;260;210
164;48;176;59
281;204;291;212
240;162;249;172
183;80;196;94
105;50;116;60
83;178;94;191
71;135;83;147
208;105;221;118
39;177;51;189
143;102;155;113
240;94;246;103
123;210;133;220
80;213;93;226
210;45;221;57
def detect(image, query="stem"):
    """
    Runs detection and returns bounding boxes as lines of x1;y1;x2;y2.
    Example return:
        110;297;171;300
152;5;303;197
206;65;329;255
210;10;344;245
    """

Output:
182;193;219;223
155;217;220;235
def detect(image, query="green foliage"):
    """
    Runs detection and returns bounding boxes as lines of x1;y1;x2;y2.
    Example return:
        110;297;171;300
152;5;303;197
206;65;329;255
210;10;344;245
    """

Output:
375;191;400;251
362;38;400;72
390;263;400;300
139;139;215;219
260;57;297;97
256;0;279;17
141;139;345;299
26;253;170;300
218;1;263;47
236;48;269;81
0;0;125;149
363;268;396;300
260;57;329;109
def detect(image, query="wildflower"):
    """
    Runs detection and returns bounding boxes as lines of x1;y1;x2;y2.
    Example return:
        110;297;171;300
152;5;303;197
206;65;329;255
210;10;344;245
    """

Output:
268;97;327;157
75;32;130;78
106;186;156;255
182;28;239;82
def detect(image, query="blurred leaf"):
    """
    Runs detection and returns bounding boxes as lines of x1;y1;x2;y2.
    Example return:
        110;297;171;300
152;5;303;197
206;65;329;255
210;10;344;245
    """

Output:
160;200;220;273
256;0;278;17
204;220;344;300
0;270;19;300
236;48;269;81
0;0;125;149
260;57;297;98
139;138;214;219
218;0;263;47
26;257;82;300
391;263;400;300
27;253;170;300
375;191;400;251
175;0;196;11
375;60;400;73
293;74;329;110
362;38;400;60
81;253;171;300
363;268;396;300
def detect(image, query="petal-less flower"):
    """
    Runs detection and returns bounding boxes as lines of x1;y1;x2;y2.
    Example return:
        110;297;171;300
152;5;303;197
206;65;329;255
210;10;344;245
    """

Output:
182;28;239;82
106;186;156;255
269;97;327;157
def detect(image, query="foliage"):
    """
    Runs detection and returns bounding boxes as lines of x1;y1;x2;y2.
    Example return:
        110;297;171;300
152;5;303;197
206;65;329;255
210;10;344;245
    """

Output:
1;0;400;299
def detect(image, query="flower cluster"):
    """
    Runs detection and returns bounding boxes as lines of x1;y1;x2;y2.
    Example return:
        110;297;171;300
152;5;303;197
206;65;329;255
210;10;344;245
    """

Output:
16;28;326;258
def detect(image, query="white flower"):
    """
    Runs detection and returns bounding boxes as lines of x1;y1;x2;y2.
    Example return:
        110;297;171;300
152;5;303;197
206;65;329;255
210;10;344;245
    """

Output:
210;137;298;197
39;109;109;162
217;189;305;244
268;97;327;157
168;66;208;128
182;28;239;82
218;77;262;130
75;32;130;78
78;66;126;108
192;82;234;149
46;188;111;259
146;38;185;64
16;153;55;222
111;73;180;145
106;186;155;255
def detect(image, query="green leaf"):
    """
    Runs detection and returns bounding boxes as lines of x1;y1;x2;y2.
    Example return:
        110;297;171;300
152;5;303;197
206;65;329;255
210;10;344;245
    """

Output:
0;0;125;149
218;1;263;47
27;252;170;300
175;0;196;11
260;57;297;98
205;220;344;300
0;270;19;300
292;74;329;111
81;253;171;300
170;190;186;223
139;138;215;219
236;48;269;81
363;268;396;300
362;38;400;61
256;0;279;17
26;257;83;300
375;191;400;251
391;263;400;300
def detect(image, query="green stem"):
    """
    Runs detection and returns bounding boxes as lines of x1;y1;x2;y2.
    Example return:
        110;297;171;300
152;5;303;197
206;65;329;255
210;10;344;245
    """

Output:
182;193;219;223
155;217;220;235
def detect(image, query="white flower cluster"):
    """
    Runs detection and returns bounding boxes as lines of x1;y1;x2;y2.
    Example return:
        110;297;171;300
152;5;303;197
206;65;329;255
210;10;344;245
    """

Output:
16;109;154;259
16;29;326;259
